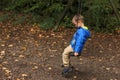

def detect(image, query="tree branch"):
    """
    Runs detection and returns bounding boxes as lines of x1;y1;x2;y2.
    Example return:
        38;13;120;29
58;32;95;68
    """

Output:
53;0;74;31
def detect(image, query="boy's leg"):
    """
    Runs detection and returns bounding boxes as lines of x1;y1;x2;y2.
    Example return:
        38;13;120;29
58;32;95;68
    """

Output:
62;45;73;67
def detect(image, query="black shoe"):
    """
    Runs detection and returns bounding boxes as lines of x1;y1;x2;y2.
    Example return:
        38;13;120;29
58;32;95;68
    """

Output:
61;64;74;69
62;67;70;76
61;66;74;76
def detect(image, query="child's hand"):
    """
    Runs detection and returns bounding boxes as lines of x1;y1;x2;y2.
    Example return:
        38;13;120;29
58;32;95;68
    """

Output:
74;52;79;56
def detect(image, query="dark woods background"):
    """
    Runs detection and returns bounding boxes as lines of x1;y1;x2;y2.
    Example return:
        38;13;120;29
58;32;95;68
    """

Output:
0;0;120;33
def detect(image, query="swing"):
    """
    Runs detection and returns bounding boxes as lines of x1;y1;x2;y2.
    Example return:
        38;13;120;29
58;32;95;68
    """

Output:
69;0;82;57
62;0;82;77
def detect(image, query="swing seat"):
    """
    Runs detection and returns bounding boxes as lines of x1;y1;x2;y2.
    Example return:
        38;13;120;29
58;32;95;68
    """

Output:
69;52;81;57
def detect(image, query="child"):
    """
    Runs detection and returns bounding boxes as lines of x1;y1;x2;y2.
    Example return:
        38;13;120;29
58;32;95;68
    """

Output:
62;14;91;74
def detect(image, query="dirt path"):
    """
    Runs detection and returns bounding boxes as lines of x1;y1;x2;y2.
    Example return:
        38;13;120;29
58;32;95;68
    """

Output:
0;23;120;80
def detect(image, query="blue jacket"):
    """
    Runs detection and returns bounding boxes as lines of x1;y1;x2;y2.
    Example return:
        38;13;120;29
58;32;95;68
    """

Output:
70;26;91;54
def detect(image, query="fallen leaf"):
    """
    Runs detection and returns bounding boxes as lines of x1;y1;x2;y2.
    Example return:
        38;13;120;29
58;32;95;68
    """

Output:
0;64;2;67
39;34;43;38
98;59;102;62
75;68;79;70
14;59;19;62
16;78;21;80
1;44;5;46
48;67;52;70
2;61;8;64
110;56;115;61
22;74;28;77
106;67;110;71
34;41;39;46
51;33;55;36
79;62;83;64
108;48;112;51
30;28;36;34
7;76;12;79
38;53;42;57
12;53;16;56
0;56;3;59
0;51;5;55
92;77;97;80
8;44;13;47
49;48;57;52
21;47;27;51
110;79;118;80
30;28;34;32
32;66;38;69
50;55;54;57
19;55;25;58
5;69;11;74
2;67;7;70
90;56;95;59
79;58;83;61
99;50;103;53
46;36;49;38
73;76;77;78
58;35;62;38
6;35;10;39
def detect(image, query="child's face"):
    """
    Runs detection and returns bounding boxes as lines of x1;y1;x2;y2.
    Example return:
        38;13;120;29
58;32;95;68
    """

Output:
72;19;83;27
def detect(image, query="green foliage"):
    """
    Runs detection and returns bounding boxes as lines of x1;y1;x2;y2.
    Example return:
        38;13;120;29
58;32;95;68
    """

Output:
40;17;55;29
13;16;26;25
0;0;120;33
0;0;9;10
62;16;73;28
82;0;120;33
0;14;9;22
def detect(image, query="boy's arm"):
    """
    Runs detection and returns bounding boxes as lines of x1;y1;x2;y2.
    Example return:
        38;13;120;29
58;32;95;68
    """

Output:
74;30;84;53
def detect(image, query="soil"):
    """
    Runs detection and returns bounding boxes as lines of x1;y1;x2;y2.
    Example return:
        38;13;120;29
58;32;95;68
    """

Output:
0;22;120;80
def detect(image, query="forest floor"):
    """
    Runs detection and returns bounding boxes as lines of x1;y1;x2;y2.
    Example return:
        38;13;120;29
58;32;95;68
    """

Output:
0;22;120;80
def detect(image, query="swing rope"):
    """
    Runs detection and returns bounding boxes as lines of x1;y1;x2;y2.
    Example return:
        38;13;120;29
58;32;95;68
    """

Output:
77;0;82;15
76;0;82;28
70;0;83;57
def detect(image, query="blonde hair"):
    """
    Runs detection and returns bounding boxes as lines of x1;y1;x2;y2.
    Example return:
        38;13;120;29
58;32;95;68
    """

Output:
72;14;84;23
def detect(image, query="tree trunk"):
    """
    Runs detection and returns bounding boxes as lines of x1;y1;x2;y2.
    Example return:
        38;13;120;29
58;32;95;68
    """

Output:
53;0;74;31
109;0;120;22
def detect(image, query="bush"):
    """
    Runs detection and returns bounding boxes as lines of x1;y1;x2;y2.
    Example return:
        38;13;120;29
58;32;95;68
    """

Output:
82;0;120;33
0;0;119;33
40;17;55;29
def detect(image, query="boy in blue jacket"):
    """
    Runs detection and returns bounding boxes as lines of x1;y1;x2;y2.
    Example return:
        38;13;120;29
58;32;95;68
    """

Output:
62;14;91;74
